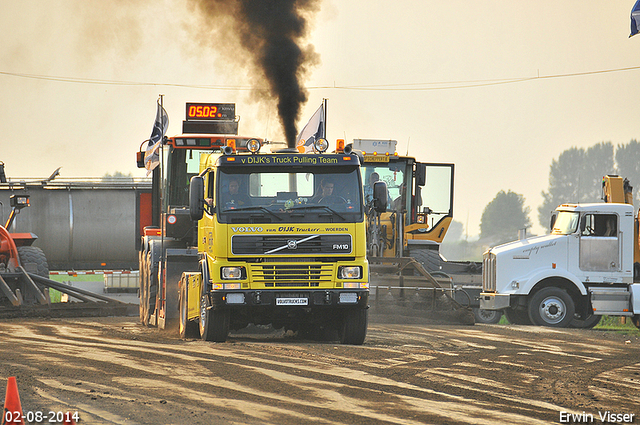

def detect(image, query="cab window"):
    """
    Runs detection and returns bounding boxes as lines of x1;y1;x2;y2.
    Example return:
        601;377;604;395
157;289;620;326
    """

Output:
580;214;617;237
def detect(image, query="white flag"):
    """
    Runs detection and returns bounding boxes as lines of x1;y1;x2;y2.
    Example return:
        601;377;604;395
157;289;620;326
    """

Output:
295;104;324;153
145;101;169;175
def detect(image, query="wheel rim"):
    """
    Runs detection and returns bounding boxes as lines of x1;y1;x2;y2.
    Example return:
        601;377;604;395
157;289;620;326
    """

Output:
478;309;499;322
539;296;566;324
200;296;207;329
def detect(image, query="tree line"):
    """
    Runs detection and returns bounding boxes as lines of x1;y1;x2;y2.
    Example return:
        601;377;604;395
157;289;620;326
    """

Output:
442;139;640;259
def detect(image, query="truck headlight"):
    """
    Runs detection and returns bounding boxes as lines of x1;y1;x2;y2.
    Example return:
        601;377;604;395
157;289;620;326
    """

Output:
221;266;245;279
338;266;361;279
313;138;329;153
247;138;261;153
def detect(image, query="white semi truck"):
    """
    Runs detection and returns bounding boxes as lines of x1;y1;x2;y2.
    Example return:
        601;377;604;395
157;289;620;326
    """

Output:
480;176;640;328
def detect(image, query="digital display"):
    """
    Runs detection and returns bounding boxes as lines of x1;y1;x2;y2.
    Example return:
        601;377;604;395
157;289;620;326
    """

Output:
185;103;235;121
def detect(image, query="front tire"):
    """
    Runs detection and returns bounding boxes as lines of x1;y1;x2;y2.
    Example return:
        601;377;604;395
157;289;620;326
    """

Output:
528;287;575;327
340;308;368;345
199;295;230;342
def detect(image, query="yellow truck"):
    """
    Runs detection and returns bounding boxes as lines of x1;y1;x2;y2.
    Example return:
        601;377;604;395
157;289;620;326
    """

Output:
138;104;371;343
181;141;370;343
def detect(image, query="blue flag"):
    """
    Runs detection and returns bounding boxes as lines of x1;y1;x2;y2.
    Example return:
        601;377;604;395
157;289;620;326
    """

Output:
144;101;169;175
631;0;640;37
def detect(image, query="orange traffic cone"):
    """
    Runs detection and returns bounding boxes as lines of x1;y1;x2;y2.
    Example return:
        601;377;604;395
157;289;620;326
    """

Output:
2;376;25;425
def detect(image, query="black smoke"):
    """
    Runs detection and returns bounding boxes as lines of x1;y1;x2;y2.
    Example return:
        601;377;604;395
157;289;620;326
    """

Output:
191;0;321;148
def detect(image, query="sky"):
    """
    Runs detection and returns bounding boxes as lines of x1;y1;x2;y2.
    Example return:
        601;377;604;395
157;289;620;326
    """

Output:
1;0;639;238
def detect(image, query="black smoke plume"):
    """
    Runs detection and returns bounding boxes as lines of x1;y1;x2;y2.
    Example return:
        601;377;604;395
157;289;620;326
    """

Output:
191;0;321;148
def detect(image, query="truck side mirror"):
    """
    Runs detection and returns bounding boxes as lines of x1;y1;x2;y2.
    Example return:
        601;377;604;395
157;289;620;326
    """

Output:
373;181;388;213
415;163;426;187
189;176;205;221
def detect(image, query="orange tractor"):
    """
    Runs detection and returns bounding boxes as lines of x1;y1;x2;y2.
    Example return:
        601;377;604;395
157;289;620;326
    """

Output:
0;194;51;307
0;192;131;316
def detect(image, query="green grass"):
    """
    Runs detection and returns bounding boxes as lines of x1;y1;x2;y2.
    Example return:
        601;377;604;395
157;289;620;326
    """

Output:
48;273;105;282
496;313;639;334
594;315;640;334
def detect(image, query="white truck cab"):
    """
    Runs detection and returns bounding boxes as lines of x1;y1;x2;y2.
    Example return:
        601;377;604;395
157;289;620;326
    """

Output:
480;203;640;328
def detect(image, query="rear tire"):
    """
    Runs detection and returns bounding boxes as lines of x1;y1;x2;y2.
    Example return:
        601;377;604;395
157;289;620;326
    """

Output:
631;315;640;330
199;295;230;342
17;246;49;278
473;308;502;324
408;248;443;272
140;251;158;327
569;314;601;329
528;287;575;327
504;307;532;325
17;246;50;303
340;308;368;345
139;250;148;325
179;278;199;339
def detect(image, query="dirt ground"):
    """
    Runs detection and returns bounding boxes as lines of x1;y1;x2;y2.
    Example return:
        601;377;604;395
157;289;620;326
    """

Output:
0;313;639;425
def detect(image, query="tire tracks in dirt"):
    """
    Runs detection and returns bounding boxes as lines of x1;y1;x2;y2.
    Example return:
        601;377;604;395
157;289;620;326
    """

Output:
0;318;638;424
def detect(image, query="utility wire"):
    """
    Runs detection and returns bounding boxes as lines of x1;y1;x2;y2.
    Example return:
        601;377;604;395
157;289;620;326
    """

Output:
1;65;640;91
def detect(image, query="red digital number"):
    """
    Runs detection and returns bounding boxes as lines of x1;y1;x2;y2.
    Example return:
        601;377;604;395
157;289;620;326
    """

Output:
187;104;226;119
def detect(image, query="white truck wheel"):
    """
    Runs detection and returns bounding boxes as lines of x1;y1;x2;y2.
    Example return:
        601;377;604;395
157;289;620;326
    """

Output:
528;287;575;327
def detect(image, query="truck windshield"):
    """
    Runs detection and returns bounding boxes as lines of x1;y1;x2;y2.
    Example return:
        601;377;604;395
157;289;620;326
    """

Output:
217;168;363;224
362;162;408;209
552;211;580;235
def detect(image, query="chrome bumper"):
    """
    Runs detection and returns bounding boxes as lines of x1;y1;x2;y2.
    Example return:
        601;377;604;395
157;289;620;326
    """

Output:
479;292;511;310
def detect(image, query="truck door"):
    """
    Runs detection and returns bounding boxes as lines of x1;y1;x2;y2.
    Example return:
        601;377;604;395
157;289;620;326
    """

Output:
579;213;620;271
418;163;454;228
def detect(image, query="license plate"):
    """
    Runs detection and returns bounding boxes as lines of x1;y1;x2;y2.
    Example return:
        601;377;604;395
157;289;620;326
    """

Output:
276;297;308;306
363;155;389;163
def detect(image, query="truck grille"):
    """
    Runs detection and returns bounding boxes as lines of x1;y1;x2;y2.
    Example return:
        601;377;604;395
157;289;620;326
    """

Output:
232;234;352;256
482;252;496;292
250;263;334;287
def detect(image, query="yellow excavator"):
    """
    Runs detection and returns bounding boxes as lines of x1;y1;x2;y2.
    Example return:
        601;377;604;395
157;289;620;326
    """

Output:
348;139;480;324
